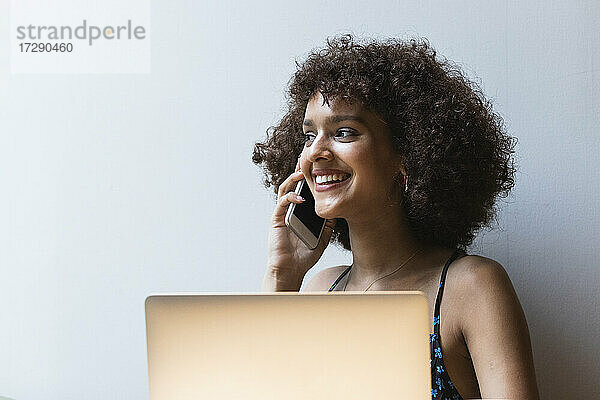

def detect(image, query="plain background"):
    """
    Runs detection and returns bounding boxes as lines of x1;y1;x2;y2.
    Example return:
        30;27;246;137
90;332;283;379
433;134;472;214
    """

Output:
1;0;599;399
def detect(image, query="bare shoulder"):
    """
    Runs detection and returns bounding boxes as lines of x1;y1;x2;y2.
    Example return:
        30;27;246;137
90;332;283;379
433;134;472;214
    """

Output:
448;255;516;304
449;254;513;293
302;265;350;292
447;254;526;338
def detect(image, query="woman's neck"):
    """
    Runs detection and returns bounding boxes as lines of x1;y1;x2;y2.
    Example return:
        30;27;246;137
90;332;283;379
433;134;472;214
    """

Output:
345;207;439;289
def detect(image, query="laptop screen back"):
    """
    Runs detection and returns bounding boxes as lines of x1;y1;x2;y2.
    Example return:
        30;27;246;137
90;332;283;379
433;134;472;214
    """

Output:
145;292;431;400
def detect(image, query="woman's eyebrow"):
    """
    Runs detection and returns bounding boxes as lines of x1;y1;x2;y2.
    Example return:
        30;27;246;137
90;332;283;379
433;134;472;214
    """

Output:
303;115;368;127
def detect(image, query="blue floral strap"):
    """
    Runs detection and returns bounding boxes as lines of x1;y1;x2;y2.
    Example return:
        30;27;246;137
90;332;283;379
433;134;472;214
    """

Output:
432;249;465;334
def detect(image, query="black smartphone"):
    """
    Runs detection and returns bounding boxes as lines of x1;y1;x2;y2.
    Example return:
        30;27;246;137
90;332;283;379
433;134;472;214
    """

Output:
284;179;326;249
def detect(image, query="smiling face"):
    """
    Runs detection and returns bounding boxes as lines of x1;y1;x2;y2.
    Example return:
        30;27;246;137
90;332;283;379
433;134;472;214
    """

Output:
299;91;405;220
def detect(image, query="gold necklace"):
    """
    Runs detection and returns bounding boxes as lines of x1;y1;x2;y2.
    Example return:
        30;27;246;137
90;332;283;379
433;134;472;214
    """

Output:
343;249;421;292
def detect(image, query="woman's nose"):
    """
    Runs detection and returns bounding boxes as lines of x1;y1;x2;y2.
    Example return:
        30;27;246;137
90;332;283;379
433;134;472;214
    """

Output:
307;132;333;162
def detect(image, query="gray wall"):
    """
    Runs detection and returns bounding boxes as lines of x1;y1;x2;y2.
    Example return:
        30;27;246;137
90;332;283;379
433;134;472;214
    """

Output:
1;0;598;399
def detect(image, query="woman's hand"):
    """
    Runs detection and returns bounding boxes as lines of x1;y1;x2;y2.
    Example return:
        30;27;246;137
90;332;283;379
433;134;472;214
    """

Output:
262;161;335;291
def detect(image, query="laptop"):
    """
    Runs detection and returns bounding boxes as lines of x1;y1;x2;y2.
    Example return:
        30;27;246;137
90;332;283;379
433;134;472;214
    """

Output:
145;292;431;399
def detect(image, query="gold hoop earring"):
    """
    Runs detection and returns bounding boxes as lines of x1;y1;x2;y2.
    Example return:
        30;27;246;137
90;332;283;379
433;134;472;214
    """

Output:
404;175;409;192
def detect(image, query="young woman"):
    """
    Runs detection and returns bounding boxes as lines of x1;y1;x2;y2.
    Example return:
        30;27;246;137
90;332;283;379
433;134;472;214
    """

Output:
253;34;539;399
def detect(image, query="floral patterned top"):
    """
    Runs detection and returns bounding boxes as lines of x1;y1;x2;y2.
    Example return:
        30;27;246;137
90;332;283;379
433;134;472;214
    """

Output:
430;248;466;399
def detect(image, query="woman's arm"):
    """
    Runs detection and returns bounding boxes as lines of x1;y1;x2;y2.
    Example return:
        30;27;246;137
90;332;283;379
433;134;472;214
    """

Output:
459;258;540;399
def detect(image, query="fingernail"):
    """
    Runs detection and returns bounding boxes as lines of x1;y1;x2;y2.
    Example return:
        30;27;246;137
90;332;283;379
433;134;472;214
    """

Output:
297;195;305;201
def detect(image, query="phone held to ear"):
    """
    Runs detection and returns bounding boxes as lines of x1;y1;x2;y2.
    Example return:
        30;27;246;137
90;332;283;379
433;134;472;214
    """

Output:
284;179;326;249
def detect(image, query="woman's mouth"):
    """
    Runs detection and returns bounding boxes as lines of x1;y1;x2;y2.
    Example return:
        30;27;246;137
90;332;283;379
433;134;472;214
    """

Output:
314;173;351;192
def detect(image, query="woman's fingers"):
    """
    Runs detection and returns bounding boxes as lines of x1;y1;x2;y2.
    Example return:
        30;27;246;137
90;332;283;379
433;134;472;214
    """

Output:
277;170;305;199
272;191;305;222
278;191;305;208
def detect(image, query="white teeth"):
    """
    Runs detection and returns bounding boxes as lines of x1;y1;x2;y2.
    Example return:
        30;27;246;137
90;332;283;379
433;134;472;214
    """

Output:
315;173;350;184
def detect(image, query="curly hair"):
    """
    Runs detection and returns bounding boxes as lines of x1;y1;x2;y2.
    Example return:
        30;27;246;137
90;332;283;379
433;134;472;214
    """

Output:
252;33;516;251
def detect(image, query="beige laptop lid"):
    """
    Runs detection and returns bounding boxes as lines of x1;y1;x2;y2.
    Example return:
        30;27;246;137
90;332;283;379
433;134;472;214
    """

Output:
145;292;431;400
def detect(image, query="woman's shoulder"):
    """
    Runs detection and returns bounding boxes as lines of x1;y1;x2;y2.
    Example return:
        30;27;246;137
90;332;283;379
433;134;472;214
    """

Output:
446;253;523;333
302;265;350;292
449;254;513;292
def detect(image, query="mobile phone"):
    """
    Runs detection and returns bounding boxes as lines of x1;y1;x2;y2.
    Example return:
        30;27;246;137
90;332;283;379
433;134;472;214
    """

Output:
284;179;326;249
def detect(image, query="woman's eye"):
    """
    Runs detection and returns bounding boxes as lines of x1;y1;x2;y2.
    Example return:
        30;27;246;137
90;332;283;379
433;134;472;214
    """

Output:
303;132;316;142
303;130;355;143
335;129;356;139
